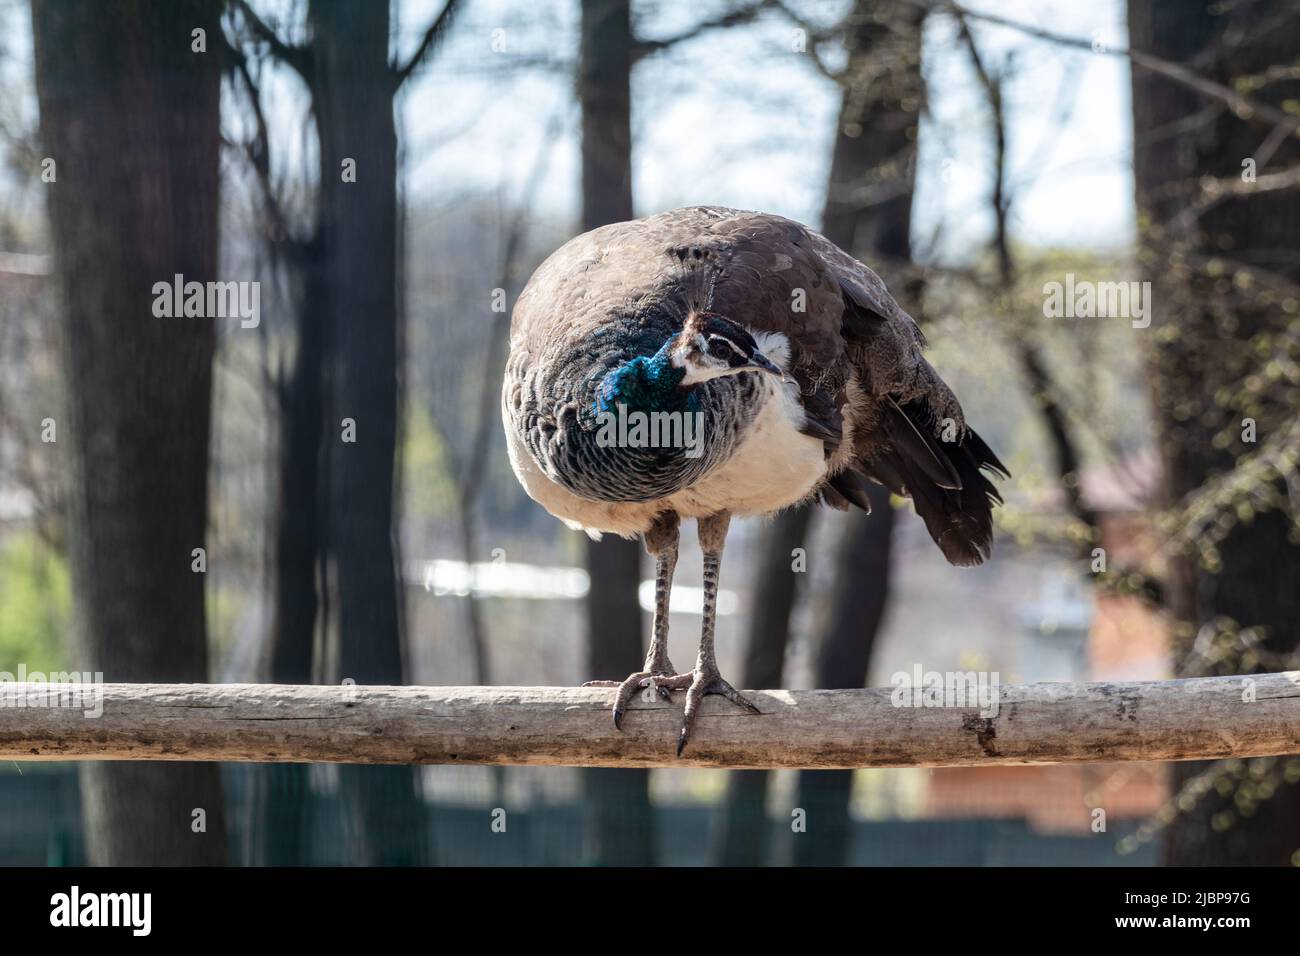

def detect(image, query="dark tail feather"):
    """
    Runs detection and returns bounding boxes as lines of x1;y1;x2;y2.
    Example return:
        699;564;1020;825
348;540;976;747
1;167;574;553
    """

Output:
961;426;1011;480
827;470;874;512
858;400;1007;567
818;483;851;511
882;398;962;490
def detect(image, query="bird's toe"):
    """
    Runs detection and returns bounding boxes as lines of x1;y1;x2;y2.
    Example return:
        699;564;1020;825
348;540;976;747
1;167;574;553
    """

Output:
676;671;761;755
585;671;690;730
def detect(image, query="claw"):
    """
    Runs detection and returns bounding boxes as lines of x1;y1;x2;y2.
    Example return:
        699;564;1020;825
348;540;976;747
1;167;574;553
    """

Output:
585;668;685;732
720;684;762;715
676;672;761;756
586;668;757;749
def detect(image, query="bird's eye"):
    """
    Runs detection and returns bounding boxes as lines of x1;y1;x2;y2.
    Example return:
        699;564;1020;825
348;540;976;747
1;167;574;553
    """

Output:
707;338;733;360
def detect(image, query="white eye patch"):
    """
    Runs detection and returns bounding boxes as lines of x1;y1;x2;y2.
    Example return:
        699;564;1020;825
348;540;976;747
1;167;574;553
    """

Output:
703;334;742;361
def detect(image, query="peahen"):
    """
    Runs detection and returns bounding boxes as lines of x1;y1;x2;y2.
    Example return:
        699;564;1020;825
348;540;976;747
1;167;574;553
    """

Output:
502;206;1008;754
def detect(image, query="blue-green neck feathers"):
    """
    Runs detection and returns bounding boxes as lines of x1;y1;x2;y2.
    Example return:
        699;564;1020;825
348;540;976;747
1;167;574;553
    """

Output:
595;340;698;416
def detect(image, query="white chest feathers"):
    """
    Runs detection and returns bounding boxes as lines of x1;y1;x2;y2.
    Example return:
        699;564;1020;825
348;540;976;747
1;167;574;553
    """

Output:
667;331;827;518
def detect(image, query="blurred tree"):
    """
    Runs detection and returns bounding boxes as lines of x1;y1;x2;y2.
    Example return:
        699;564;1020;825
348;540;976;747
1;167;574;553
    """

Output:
223;31;325;866
31;0;228;864
578;0;656;867
1129;0;1300;865
712;0;923;867
310;0;425;868
230;0;461;865
791;0;923;868
933;8;1171;708
955;11;1110;581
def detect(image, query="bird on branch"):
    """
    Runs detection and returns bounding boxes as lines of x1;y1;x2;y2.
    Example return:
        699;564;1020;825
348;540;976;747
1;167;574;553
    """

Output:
502;206;1008;754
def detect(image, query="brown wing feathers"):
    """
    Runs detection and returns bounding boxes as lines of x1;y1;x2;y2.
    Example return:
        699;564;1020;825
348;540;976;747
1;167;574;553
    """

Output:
804;235;1007;567
852;398;1008;567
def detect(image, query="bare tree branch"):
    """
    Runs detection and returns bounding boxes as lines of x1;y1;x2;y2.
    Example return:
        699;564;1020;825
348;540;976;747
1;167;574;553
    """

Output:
228;50;291;242
393;0;462;86
1167;163;1300;231
632;0;774;63
955;9;1169;605
1202;163;1300;198
229;0;313;79
954;12;1011;277
914;0;1300;141
769;0;845;81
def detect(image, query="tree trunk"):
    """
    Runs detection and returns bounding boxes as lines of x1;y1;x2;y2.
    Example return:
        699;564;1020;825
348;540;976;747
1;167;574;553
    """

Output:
247;240;326;866
1129;0;1300;866
31;0;228;865
578;0;655;866
310;0;426;866
791;0;922;867
270;242;327;687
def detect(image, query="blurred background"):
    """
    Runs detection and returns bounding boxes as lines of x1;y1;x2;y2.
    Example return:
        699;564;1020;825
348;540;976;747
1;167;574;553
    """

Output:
0;0;1297;866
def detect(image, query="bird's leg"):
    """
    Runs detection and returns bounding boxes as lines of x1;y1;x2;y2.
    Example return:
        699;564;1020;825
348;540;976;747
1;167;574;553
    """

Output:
640;511;680;677
678;511;761;755
583;511;690;729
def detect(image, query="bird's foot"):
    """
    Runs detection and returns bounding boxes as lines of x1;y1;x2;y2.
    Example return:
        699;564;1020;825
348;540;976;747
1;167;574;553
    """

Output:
678;669;761;756
583;671;692;730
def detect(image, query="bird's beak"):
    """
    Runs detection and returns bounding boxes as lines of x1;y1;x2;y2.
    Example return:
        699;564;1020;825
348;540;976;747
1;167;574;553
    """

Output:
749;351;790;382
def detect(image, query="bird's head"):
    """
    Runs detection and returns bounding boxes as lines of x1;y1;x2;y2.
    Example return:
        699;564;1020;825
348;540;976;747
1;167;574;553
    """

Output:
593;309;787;418
669;311;786;386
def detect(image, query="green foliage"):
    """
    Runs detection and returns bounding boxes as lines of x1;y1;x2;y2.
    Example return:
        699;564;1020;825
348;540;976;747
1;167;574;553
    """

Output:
403;401;459;521
0;532;71;672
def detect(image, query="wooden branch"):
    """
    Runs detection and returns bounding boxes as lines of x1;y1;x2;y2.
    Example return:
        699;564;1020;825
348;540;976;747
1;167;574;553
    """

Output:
1;675;1297;768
